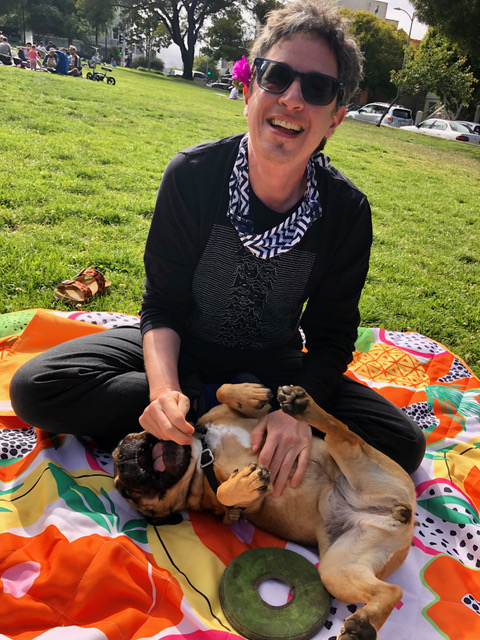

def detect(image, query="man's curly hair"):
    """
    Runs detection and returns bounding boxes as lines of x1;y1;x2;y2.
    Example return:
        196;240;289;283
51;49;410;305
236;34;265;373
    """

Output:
249;0;363;107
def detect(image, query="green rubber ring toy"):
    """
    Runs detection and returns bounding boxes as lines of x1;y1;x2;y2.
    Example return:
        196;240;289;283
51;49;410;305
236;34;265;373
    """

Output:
219;547;331;640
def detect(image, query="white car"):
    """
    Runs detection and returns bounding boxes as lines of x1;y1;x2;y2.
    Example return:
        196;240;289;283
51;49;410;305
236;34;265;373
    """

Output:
346;102;413;127
456;121;480;135
401;118;480;146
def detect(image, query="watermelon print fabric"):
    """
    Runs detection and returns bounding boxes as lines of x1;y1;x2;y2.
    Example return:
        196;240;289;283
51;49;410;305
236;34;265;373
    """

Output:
0;310;479;640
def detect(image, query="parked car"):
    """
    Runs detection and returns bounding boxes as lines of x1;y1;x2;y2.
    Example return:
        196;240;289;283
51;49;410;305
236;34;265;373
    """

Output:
209;82;230;91
401;118;480;146
168;69;206;85
346;102;413;127
456;121;480;135
193;70;207;85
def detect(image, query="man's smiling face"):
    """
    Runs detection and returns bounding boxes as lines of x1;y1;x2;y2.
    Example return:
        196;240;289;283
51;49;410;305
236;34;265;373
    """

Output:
244;32;346;170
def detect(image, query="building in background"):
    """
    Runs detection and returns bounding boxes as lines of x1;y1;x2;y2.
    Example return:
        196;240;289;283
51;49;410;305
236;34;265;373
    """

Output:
337;0;399;29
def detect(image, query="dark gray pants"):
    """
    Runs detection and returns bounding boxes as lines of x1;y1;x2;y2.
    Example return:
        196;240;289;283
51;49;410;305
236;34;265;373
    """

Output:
9;327;425;473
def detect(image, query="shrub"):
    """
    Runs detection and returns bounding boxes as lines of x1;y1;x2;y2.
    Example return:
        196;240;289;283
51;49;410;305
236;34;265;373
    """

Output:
132;56;164;72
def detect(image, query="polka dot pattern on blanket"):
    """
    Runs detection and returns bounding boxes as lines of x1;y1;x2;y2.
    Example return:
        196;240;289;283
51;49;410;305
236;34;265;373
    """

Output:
65;311;140;328
0;310;36;338
438;357;472;383
383;330;447;356
0;427;36;459
401;402;439;431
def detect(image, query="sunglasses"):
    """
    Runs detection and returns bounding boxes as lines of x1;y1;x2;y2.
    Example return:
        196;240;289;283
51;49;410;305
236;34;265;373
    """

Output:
254;57;344;106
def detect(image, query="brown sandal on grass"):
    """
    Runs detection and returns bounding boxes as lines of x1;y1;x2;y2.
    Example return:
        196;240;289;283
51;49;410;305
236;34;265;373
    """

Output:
54;268;111;305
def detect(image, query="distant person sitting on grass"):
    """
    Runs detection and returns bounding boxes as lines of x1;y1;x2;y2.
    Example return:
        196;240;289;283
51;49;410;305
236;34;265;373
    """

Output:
0;36;14;65
42;48;69;75
16;45;28;63
43;48;57;72
68;45;82;77
57;48;70;75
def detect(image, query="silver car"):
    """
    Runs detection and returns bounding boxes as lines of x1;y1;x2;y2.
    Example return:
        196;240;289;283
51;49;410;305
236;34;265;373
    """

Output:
346;102;414;127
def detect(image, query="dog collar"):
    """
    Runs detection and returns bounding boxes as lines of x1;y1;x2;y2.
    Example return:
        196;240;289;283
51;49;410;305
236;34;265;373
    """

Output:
194;424;245;522
194;424;219;494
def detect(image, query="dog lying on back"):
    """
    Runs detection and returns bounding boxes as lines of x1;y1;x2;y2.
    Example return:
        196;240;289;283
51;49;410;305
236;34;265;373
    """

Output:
113;383;416;640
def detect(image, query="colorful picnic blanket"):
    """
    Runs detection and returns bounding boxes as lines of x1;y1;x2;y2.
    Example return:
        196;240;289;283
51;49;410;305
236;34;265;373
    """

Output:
1;309;479;640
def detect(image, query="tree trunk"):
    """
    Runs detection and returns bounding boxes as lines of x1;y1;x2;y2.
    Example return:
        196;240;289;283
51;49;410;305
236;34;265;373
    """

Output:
376;90;403;127
181;49;194;80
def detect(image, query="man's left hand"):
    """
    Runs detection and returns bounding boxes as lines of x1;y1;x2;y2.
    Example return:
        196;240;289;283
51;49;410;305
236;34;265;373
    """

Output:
250;409;312;498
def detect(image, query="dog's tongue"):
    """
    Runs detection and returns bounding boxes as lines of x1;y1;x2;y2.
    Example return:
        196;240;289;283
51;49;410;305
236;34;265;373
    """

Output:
152;442;166;472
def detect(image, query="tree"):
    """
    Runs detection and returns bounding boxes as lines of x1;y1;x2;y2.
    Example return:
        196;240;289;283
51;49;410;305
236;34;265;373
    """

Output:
391;30;477;119
253;0;282;25
125;9;170;70
1;0;87;44
76;0;116;47
202;10;249;63
0;0;29;41
410;0;480;63
194;54;219;81
340;9;407;101
121;0;243;81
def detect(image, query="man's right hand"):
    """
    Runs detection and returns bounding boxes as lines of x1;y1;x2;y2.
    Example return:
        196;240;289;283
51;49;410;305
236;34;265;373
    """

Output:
139;389;193;444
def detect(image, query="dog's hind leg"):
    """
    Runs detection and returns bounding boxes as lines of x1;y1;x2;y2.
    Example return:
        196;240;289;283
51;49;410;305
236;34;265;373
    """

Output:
277;385;416;506
317;529;408;639
216;382;273;418
278;385;415;636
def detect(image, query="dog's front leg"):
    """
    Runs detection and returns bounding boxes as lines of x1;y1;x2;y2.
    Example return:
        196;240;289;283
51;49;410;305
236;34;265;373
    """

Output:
216;383;272;418
216;463;271;511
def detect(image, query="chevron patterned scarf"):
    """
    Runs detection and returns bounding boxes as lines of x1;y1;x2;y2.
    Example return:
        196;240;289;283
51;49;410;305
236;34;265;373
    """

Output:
227;134;327;259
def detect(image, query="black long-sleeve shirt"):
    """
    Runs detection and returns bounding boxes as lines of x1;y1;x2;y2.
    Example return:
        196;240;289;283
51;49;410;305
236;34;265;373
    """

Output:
141;134;372;405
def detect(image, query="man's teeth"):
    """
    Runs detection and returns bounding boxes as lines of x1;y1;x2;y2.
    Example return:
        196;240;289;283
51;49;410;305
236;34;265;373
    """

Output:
270;119;302;132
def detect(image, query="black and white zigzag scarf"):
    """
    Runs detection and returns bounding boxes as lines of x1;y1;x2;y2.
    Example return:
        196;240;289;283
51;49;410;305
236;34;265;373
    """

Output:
227;133;327;259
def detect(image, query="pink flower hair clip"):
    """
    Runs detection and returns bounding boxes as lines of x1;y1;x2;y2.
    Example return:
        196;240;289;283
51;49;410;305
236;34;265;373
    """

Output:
232;55;251;89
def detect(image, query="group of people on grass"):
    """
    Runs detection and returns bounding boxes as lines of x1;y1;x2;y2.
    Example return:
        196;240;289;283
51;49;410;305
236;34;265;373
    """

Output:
0;34;82;76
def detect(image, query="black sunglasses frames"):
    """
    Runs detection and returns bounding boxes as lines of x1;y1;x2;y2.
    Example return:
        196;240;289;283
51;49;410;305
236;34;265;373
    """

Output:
253;58;344;106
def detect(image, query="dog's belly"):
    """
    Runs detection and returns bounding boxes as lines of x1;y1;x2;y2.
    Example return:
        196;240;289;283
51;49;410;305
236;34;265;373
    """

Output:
211;431;338;546
250;485;332;546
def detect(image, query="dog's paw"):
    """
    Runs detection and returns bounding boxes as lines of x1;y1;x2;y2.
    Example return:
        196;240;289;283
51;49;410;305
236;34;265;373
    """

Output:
234;382;273;411
248;462;271;493
217;463;271;508
277;385;310;416
218;383;273;417
338;614;376;640
232;463;270;494
240;384;273;411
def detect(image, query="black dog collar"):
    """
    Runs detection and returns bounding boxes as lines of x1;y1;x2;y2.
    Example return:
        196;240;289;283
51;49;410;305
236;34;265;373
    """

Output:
193;423;219;494
193;423;245;521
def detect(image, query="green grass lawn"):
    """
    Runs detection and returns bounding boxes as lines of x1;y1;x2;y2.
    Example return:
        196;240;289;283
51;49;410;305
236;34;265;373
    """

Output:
1;65;480;376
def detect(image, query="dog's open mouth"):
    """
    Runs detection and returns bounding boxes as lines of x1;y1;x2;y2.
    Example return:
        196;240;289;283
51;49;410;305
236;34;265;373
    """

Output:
114;433;191;497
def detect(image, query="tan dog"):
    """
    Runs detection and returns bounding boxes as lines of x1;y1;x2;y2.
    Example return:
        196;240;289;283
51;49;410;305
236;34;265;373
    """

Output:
113;383;416;640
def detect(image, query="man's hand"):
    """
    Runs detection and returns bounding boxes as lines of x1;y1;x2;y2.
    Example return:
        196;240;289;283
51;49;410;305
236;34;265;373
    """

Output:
250;409;312;498
139;388;193;444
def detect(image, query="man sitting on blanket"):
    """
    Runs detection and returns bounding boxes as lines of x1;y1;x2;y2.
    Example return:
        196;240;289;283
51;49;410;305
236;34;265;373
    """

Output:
10;0;425;496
